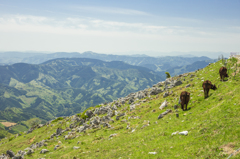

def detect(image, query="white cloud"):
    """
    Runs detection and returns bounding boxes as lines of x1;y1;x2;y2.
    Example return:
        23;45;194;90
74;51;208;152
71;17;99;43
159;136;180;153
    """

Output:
0;14;239;53
72;6;151;16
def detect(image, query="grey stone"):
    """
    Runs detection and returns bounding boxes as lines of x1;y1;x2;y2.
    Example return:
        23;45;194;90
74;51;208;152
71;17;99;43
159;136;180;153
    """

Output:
38;124;44;128
174;80;182;86
174;105;178;109
158;109;172;119
6;150;15;157
26;149;34;155
54;145;60;150
107;109;115;117
27;128;34;134
190;74;195;78
116;113;125;120
185;84;191;88
130;104;136;111
163;92;169;98
85;110;94;118
128;98;134;104
73;146;80;149
40;149;49;154
109;133;117;138
56;128;63;135
150;87;163;95
111;105;118;110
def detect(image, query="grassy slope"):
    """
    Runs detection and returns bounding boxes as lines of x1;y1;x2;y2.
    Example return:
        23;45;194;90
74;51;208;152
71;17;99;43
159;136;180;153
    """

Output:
0;59;240;158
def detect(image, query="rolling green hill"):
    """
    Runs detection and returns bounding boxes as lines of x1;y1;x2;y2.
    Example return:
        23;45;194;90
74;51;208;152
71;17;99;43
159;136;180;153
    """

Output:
0;58;163;136
0;57;239;158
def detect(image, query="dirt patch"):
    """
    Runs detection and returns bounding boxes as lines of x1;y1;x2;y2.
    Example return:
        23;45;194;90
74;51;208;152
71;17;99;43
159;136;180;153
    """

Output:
220;143;240;156
1;122;17;127
28;136;36;144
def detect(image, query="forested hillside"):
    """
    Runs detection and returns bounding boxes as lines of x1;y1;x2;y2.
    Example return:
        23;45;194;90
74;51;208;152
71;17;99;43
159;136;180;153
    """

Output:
0;58;162;135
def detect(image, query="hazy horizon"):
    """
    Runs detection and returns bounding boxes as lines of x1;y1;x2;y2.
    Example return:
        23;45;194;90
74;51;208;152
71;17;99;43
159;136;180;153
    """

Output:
0;0;239;55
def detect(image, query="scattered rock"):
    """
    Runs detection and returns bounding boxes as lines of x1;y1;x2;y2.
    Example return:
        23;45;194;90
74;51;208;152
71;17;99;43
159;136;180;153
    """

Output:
6;150;15;157
159;100;168;110
179;131;188;135
40;149;49;154
85;110;94;118
185;84;191;88
54;145;60;150
116;113;125;120
158;109;172;119
73;146;80;150
130;104;136;111
171;131;179;135
109;134;117;138
26;148;34;155
148;152;157;154
163;92;169;98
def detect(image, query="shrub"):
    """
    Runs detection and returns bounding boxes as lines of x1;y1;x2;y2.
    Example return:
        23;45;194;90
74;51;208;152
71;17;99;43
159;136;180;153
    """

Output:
165;72;171;78
52;117;64;123
9;136;15;141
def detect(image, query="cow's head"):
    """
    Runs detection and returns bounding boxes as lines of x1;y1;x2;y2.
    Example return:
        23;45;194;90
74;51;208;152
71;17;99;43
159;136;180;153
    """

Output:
225;73;229;77
211;84;217;90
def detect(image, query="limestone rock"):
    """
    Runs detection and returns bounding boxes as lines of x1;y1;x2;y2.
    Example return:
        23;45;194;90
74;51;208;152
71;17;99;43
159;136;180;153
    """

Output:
6;150;15;157
159;100;168;110
73;146;80;149
130;104;136;111
40;149;49;154
26;149;34;155
85;110;94;118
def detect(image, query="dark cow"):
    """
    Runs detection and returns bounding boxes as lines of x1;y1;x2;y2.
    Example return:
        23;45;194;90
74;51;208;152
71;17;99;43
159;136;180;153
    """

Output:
180;91;190;111
202;80;217;98
219;66;229;81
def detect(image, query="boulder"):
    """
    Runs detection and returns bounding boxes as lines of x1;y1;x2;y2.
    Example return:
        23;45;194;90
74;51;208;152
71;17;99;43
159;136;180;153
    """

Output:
38;124;44;128
26;149;34;155
111;105;118;110
163;92;169;98
27;128;34;134
56;128;63;135
107;109;115;117
73;146;80;149
130;104;136;111
185;84;191;88
150;88;163;95
40;149;49;154
173;80;182;86
128;98;134;104
116;113;125;120
54;145;60;150
159;100;168;110
6;150;15;157
90;117;100;125
158;109;172;119
85;110;94;118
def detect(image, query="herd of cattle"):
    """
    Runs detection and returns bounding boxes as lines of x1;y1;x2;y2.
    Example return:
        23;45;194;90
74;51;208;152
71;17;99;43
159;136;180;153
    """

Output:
179;66;229;111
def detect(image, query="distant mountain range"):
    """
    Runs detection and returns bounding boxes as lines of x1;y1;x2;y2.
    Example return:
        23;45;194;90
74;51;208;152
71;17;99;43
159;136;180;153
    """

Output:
0;51;214;73
0;58;162;127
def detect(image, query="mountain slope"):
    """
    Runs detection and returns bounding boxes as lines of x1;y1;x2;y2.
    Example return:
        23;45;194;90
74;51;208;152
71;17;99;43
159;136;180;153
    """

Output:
0;58;239;158
0;58;162;125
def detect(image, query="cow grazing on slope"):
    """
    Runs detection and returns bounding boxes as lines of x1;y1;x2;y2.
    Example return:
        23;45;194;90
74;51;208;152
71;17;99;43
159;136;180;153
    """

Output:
180;91;190;111
219;67;229;81
202;80;217;98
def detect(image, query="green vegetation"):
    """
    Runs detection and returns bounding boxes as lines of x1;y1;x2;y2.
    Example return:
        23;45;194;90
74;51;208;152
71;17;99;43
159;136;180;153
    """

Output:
0;59;239;158
165;72;171;78
0;58;162;137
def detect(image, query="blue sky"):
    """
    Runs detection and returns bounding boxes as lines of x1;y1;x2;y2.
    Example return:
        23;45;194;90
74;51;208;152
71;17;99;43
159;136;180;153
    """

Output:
0;0;239;55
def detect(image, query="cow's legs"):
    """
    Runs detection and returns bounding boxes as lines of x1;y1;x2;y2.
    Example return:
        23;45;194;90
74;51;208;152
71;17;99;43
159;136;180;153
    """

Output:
207;89;209;97
185;102;188;111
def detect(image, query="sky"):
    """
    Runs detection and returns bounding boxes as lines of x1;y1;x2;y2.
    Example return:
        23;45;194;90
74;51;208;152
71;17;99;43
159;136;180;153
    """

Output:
0;0;239;56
